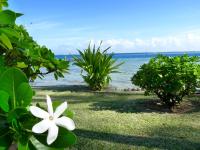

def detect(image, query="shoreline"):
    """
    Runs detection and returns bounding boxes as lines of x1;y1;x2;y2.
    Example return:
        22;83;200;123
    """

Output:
32;84;200;94
32;84;143;93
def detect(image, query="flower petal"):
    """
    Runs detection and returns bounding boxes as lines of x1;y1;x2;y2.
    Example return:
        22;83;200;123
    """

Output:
46;95;53;116
56;116;75;131
54;101;67;118
30;106;49;119
32;119;50;133
47;123;58;145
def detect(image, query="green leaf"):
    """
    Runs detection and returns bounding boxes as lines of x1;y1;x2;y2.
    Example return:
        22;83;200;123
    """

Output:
0;135;12;150
34;127;76;148
0;68;28;109
0;33;12;49
0;57;6;76
0;115;12;150
16;83;33;107
0;56;4;66
0;116;9;137
16;13;23;18
30;136;63;150
18;141;29;150
0;0;8;10
0;10;17;25
17;62;28;69
7;107;28;123
0;90;9;112
28;141;37;150
0;28;21;39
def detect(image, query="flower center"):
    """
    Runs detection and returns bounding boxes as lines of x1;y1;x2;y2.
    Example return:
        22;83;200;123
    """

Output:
49;116;54;120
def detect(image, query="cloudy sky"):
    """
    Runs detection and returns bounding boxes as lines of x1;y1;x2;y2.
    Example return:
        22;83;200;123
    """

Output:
10;0;200;54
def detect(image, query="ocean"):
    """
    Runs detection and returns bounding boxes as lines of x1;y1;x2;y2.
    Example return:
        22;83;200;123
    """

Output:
32;52;200;90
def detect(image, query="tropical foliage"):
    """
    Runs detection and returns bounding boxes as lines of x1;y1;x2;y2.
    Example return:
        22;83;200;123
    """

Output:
0;1;76;149
0;2;69;81
131;54;200;108
0;68;76;150
74;42;123;90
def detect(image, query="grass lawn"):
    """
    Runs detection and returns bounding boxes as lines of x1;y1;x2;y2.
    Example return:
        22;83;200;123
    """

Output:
33;86;200;150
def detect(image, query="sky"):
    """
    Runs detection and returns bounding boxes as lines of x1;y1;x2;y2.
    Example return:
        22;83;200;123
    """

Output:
9;0;200;54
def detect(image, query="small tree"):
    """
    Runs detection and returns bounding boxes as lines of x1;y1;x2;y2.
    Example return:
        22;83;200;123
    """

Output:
74;42;123;91
131;54;200;109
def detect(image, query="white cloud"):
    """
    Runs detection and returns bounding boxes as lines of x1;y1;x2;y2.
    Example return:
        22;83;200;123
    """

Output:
100;31;200;53
23;24;200;54
50;31;200;54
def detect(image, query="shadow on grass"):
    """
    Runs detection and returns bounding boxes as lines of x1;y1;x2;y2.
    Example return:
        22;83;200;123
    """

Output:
185;95;200;113
148;125;200;139
74;129;200;150
90;95;200;114
90;98;172;113
33;86;200;114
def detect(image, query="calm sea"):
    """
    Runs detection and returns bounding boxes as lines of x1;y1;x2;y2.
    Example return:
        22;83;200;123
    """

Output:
33;52;200;90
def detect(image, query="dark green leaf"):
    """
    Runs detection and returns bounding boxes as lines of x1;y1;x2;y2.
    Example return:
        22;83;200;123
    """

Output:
29;137;63;150
0;115;12;150
16;82;33;107
7;107;28;123
0;135;12;150
34;127;76;148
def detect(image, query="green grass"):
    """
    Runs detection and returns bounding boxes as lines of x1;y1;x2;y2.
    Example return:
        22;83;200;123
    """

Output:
33;87;200;150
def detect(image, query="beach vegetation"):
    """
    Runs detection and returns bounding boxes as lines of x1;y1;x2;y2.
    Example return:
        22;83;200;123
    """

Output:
0;3;69;81
131;54;200;109
0;2;76;149
74;42;123;91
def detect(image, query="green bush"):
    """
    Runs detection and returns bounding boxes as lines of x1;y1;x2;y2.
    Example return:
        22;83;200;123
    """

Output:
131;54;200;109
74;42;123;91
0;5;69;81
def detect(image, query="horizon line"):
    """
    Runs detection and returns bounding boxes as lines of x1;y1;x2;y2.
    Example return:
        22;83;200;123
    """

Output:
55;50;200;56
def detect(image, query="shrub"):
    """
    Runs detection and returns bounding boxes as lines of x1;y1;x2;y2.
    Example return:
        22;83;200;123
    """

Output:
131;54;200;109
0;5;69;81
74;42;123;91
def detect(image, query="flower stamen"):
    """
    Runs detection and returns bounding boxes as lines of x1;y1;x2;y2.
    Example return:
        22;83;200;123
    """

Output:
49;116;54;120
30;95;75;145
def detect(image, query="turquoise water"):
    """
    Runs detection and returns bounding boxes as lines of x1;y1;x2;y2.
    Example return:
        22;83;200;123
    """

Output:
33;52;200;89
32;58;149;89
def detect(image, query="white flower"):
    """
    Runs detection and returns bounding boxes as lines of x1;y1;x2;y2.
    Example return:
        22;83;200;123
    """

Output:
30;95;75;145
